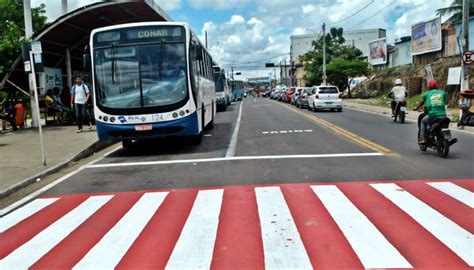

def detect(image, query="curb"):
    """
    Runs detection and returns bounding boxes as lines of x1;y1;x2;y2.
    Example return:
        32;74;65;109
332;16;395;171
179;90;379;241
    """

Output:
0;140;115;198
343;102;474;135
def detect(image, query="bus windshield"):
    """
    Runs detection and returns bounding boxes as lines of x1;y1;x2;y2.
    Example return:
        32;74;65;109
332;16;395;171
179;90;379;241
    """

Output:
94;42;187;110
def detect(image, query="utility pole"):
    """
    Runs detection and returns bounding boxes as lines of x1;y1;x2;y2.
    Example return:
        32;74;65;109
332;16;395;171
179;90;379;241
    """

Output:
205;31;208;49
61;0;68;15
284;58;287;86
23;0;33;38
231;66;234;79
322;23;327;85
280;60;283;84
23;0;40;127
461;0;470;92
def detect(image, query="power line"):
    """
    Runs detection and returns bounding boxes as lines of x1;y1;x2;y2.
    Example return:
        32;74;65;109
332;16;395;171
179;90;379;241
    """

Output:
220;53;290;65
327;0;375;26
348;1;396;30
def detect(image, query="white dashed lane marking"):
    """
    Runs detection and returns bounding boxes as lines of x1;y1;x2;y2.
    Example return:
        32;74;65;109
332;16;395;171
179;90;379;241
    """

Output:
262;130;313;134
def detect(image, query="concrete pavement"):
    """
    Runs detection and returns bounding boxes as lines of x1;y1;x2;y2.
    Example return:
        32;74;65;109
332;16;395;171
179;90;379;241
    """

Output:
36;98;474;195
0;125;111;197
343;99;474;134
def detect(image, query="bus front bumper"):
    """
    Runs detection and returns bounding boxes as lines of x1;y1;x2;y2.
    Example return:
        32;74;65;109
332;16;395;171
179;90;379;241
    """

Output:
96;112;199;141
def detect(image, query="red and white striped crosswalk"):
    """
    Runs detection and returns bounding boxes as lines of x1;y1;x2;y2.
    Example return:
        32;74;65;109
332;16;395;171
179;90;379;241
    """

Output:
1;179;473;269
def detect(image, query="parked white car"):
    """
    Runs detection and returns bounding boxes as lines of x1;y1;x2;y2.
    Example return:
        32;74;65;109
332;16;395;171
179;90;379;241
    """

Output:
308;86;343;112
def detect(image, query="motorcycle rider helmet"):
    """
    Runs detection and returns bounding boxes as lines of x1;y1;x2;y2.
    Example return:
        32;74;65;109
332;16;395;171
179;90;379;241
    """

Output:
428;80;437;89
395;79;402;86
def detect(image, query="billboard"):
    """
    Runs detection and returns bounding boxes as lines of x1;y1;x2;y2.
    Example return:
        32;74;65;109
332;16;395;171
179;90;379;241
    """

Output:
411;17;442;55
368;38;387;65
247;77;270;83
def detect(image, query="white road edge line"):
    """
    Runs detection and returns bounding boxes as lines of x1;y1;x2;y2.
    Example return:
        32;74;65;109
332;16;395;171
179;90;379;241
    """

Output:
87;152;384;169
0;145;122;217
225;101;243;157
344;105;473;136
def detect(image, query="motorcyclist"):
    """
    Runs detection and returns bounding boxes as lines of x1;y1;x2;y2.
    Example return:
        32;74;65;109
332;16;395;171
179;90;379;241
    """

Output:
388;78;408;115
414;80;448;144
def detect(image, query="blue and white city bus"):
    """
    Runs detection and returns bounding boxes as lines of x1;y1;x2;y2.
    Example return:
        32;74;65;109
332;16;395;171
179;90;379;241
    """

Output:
85;22;216;148
213;68;231;110
229;79;245;101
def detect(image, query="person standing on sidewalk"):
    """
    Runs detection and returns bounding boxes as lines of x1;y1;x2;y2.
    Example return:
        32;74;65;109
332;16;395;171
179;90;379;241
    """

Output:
70;75;91;133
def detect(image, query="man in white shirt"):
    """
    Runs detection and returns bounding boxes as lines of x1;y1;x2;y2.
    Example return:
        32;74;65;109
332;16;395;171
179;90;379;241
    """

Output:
389;78;408;115
70;75;91;133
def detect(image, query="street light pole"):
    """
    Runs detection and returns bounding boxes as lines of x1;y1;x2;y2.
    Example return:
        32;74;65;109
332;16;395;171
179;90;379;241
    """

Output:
322;23;327;85
461;0;470;91
30;50;46;166
23;0;41;127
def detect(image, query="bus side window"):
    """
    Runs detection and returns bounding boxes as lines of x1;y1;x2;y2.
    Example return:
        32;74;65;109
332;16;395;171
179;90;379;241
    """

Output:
202;52;207;79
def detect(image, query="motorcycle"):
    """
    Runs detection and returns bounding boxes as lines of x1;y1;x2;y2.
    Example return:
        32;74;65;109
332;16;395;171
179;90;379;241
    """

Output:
392;100;407;123
417;109;457;158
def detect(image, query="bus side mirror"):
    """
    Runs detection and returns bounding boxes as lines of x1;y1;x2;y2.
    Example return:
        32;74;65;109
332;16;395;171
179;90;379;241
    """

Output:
83;45;91;72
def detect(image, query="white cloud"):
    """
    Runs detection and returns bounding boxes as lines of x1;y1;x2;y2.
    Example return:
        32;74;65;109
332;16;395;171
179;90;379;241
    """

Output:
226;35;241;44
228;15;245;25
302;4;315;14
155;0;182;11
32;0;455;80
292;27;307;35
248;18;263;25
188;0;244;10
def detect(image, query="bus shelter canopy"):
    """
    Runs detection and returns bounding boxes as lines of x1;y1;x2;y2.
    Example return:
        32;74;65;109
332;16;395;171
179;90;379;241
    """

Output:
1;0;172;92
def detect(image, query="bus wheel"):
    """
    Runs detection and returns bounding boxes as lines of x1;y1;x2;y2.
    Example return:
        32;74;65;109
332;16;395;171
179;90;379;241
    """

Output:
122;139;133;149
190;132;203;145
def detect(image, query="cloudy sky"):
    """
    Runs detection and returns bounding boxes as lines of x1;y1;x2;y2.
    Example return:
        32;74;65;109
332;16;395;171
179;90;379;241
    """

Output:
32;0;453;79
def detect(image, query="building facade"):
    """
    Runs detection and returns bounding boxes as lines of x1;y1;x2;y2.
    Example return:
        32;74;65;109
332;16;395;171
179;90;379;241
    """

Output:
289;28;386;86
290;34;318;86
290;34;318;62
390;36;413;67
455;16;474;54
343;28;386;57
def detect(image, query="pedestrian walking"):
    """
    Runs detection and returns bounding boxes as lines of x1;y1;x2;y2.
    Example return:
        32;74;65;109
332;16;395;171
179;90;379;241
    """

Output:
70;75;91;133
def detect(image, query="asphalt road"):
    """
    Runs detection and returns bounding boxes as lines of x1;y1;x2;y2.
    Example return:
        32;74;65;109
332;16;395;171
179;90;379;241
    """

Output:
43;97;474;196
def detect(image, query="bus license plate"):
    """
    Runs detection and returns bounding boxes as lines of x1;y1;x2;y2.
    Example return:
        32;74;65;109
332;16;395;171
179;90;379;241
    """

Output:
135;124;152;131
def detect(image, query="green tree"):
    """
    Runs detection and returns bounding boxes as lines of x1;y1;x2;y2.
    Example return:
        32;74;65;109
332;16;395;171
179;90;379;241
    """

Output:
0;0;47;75
301;26;367;93
326;57;368;96
436;0;474;23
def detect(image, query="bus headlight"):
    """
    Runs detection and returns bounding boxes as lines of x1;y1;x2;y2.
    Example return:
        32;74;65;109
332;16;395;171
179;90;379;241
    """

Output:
110;117;115;123
179;111;185;116
103;116;109;122
172;112;179;118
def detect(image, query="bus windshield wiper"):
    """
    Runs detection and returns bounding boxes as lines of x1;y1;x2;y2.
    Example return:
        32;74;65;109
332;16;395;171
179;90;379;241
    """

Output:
157;40;166;81
111;43;117;84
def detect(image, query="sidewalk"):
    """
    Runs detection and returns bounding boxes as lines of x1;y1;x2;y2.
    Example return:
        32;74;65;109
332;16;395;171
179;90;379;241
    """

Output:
343;100;474;134
0;125;112;197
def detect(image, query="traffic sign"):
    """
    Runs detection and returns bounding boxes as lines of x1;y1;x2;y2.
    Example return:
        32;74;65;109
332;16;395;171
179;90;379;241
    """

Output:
30;41;42;53
463;51;473;65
